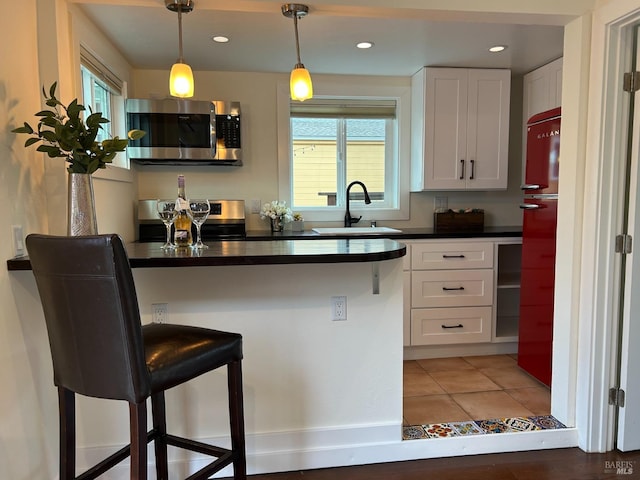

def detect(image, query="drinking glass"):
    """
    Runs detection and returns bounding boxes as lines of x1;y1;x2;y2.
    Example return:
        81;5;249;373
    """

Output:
188;199;210;249
156;199;177;250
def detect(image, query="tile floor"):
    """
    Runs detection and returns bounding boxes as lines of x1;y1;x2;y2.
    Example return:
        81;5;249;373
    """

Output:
403;354;551;426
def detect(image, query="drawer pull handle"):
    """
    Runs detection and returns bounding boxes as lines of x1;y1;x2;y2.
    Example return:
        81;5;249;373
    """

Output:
441;324;464;329
442;254;465;259
442;286;465;291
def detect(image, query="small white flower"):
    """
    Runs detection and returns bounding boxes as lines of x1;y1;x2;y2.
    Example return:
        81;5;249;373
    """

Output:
260;200;293;223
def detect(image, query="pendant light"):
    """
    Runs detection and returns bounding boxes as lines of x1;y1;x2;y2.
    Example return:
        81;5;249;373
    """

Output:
166;0;195;98
282;4;313;102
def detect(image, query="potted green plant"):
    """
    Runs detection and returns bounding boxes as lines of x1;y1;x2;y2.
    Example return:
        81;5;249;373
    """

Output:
12;82;145;235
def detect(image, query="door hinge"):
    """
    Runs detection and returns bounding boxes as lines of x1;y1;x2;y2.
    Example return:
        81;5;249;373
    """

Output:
615;234;633;254
609;387;626;407
623;71;640;92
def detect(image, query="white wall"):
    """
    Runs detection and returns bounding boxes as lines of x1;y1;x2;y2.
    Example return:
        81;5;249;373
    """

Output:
0;1;56;478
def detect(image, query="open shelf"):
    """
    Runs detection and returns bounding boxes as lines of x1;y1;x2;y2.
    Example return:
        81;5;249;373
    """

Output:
494;242;522;343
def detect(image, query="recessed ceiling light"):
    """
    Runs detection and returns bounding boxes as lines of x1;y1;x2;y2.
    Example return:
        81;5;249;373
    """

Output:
356;41;374;49
212;35;229;43
489;45;507;53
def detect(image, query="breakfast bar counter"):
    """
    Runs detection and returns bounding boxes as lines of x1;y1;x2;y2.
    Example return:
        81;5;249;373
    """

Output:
6;238;406;270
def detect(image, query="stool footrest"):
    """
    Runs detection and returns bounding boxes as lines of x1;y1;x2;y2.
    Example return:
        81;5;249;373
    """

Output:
166;433;235;479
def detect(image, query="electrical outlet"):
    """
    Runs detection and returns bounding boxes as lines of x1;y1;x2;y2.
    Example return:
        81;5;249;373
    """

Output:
152;303;168;323
331;296;347;321
12;225;25;257
250;199;262;214
434;196;448;211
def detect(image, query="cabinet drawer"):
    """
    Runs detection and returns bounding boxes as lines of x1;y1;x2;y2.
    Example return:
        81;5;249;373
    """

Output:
411;242;493;270
411;306;492;345
411;269;493;308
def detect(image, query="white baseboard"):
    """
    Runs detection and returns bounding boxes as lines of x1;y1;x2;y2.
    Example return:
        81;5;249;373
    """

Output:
72;423;578;478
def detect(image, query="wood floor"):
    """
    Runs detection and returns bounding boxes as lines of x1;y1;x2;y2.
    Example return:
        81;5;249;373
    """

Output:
248;448;640;479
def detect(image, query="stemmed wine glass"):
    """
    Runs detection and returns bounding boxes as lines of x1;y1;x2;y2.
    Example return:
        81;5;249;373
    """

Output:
188;199;211;249
156;199;177;250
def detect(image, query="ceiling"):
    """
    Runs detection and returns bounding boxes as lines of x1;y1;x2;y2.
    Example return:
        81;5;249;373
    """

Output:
75;0;571;78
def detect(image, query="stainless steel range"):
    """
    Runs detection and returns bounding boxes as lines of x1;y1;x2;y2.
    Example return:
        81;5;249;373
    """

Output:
138;199;246;242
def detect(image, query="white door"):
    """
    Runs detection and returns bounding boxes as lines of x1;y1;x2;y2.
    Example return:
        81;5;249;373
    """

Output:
616;24;640;452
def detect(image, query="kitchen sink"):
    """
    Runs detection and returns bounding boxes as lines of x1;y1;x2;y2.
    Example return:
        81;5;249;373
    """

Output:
311;227;402;235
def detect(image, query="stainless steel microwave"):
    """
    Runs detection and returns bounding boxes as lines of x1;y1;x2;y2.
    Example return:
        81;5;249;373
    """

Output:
126;98;242;166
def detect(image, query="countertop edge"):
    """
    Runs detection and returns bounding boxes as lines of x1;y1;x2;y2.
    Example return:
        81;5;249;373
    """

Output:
7;238;407;271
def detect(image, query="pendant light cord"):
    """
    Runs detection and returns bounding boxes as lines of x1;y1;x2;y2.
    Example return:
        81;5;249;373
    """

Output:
293;14;303;68
177;5;184;63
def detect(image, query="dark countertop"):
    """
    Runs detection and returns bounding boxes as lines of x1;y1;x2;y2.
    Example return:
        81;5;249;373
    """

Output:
7;226;521;271
7;238;406;271
246;226;522;240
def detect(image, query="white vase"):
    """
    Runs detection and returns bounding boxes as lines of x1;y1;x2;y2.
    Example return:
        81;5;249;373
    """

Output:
67;173;98;236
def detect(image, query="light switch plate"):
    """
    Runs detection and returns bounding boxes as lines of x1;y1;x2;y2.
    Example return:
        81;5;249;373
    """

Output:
12;225;25;257
250;199;261;214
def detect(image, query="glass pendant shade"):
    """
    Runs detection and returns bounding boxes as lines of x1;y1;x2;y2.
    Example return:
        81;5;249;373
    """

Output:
170;62;194;98
290;66;313;101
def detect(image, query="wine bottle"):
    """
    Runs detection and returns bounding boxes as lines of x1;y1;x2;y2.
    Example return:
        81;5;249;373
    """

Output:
174;175;193;247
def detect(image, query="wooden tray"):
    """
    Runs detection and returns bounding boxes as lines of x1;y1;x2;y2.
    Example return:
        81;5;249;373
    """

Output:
434;211;484;232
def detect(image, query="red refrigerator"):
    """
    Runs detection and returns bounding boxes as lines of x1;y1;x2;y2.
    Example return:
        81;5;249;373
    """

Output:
518;107;561;387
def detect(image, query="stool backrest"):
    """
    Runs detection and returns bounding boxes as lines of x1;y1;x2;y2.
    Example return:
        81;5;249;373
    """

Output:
26;234;151;403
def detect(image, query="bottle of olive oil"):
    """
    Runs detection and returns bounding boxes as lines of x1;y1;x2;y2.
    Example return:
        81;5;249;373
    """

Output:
173;175;193;247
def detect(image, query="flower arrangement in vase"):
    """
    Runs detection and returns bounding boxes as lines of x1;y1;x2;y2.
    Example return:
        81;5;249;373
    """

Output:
12;83;145;235
260;200;293;232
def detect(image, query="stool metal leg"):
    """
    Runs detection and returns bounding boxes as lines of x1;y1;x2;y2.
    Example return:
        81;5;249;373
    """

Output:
151;392;169;480
59;387;76;480
129;402;148;480
228;360;247;480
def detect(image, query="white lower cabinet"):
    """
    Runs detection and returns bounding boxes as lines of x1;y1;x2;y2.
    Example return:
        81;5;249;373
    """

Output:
403;243;412;346
404;238;522;356
411;269;494;308
411;306;492;345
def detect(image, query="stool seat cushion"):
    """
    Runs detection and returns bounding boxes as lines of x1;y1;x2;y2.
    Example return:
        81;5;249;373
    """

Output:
143;323;242;393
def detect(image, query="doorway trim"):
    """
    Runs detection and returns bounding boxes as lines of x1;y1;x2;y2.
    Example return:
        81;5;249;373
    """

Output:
577;0;640;453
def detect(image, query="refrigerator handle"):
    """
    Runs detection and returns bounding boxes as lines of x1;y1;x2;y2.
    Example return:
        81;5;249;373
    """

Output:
521;184;542;190
520;203;542;210
459;159;465;180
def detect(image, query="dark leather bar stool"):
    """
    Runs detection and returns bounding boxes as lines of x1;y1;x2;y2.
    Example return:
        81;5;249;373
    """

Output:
26;233;246;480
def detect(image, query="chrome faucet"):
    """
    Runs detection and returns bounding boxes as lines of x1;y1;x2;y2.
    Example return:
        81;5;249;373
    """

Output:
344;181;372;227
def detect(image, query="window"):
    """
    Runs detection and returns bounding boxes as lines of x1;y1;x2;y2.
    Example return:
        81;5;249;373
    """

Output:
290;99;397;210
80;48;127;167
81;66;113;142
277;81;411;222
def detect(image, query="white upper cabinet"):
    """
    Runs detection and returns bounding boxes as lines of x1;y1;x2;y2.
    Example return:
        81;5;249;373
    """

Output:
523;57;563;122
411;67;511;191
522;58;563;182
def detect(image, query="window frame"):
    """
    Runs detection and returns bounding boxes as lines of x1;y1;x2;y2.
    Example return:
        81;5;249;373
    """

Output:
277;79;411;223
80;47;129;170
